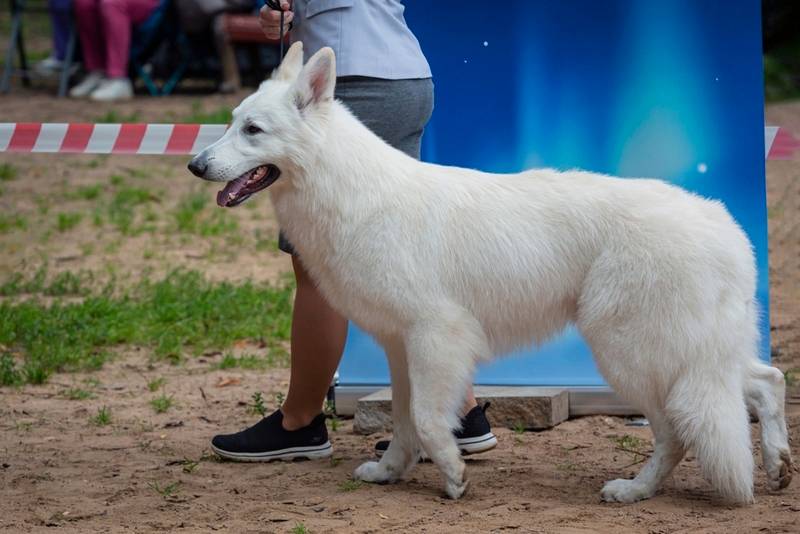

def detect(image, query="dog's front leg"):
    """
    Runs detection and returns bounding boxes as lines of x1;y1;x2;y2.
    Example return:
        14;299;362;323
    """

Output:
354;339;419;484
404;315;484;499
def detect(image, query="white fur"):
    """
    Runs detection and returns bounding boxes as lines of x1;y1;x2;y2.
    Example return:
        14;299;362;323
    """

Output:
192;42;793;503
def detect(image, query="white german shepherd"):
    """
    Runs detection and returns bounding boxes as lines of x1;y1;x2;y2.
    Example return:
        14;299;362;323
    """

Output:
189;43;792;503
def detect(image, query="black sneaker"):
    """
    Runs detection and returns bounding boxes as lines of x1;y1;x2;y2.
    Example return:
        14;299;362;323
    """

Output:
211;409;332;461
375;402;498;458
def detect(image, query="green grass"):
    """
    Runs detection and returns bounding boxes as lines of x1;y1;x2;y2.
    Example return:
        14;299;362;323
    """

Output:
174;192;238;236
64;386;93;400
84;376;101;387
291;523;309;534
1;353;23;385
57;212;83;232
1;268;93;297
0;214;27;233
0;163;17;181
181;457;200;474
150;393;174;413
84;157;104;169
785;368;799;387
90;406;112;426
182;102;232;124
147;377;166;392
95;110;142;123
0;270;294;385
612;435;650;461
254;229;279;252
108;186;159;234
123;167;151;180
338;479;363;492
174;192;206;232
71;184;103;201
149;480;180;499
324;399;340;431
613;434;648;451
555;461;578;472
92;208;104;227
248;391;267;416
216;352;284;370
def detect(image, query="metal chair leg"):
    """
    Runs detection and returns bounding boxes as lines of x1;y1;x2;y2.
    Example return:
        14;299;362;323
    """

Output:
58;26;77;97
0;11;21;93
16;13;30;88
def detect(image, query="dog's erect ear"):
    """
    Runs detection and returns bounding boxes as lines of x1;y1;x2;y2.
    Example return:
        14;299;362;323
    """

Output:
270;41;304;83
291;47;336;112
259;42;303;91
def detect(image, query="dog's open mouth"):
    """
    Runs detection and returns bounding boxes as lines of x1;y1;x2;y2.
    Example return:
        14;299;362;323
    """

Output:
216;164;281;208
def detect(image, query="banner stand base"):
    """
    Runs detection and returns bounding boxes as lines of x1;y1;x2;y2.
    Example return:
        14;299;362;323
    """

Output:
334;385;639;419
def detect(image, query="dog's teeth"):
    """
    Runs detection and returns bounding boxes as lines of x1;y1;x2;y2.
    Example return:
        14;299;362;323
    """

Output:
228;192;235;199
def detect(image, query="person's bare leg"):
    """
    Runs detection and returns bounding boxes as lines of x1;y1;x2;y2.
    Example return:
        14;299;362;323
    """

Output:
213;15;241;93
462;388;477;415
280;255;348;430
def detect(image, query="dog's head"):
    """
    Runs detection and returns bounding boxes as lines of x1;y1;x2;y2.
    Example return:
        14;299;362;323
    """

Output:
187;42;335;207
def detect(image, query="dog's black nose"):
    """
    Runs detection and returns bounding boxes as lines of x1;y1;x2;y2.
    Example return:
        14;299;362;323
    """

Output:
187;158;207;177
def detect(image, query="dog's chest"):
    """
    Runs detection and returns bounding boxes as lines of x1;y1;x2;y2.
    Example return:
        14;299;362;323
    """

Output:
275;196;413;336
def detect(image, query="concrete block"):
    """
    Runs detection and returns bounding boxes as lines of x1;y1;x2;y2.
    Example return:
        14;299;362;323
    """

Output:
353;386;569;435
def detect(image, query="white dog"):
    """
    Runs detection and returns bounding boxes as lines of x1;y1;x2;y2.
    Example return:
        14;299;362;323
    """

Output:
189;42;792;504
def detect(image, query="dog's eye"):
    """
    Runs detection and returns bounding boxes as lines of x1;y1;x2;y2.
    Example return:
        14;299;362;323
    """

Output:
245;124;263;135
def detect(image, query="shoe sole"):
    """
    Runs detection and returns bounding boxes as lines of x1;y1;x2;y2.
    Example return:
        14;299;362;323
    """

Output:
376;432;498;459
211;441;333;462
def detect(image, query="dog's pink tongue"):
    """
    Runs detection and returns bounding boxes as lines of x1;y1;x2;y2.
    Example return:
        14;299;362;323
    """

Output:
217;176;248;207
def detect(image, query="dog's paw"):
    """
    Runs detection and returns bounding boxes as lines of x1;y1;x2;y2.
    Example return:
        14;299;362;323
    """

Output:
353;461;396;484
600;479;654;503
767;449;793;491
444;477;469;500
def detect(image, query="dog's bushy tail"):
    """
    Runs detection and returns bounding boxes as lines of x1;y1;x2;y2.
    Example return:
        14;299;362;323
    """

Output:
666;372;754;504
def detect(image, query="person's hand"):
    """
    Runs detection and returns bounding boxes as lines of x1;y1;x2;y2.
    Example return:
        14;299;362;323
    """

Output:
259;1;294;40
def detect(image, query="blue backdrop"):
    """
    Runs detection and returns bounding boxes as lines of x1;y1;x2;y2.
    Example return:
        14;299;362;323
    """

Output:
338;0;769;388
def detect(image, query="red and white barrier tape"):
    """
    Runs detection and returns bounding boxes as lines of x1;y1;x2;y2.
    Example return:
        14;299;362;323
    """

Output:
0;123;227;155
765;126;800;160
0;122;797;159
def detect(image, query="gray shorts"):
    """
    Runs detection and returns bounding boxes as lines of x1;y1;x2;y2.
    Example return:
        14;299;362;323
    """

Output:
278;76;434;254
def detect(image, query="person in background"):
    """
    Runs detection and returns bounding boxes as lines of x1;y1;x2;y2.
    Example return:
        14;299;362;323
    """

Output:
211;0;497;462
175;0;255;93
35;0;75;76
69;0;160;101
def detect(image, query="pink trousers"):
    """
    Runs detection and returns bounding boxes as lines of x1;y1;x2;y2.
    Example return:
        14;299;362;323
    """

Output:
73;0;159;78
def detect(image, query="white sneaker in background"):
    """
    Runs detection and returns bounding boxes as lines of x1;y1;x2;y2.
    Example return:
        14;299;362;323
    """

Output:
34;56;63;76
89;78;134;102
69;71;105;98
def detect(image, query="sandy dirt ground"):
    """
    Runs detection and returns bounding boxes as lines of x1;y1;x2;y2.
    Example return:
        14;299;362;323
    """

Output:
0;94;799;533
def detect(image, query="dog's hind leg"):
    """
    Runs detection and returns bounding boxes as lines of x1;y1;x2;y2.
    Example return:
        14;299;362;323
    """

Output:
601;414;685;503
745;361;793;490
354;338;419;484
404;310;487;499
666;373;754;504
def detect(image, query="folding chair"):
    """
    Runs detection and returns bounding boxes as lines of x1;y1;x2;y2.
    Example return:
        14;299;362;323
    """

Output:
218;12;286;85
0;0;77;97
129;0;190;96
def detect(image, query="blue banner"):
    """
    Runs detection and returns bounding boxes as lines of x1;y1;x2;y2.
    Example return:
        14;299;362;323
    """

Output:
338;0;768;387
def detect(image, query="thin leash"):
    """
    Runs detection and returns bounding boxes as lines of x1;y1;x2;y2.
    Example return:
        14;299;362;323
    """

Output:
265;0;288;58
